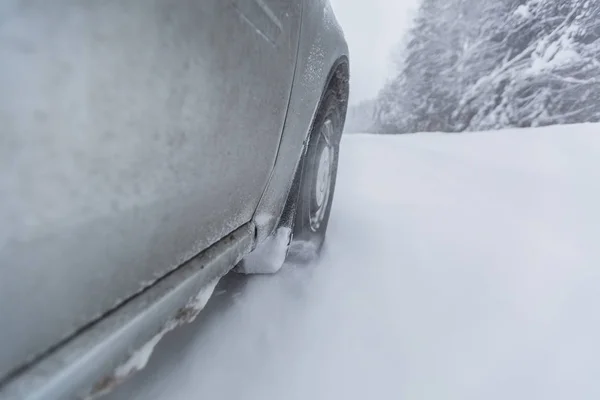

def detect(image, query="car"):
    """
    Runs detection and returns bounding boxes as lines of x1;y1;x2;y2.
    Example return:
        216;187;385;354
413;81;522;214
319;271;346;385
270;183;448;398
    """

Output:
0;1;349;399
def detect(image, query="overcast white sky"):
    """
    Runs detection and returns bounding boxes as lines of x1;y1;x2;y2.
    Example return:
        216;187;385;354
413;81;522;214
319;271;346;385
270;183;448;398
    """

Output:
330;0;419;104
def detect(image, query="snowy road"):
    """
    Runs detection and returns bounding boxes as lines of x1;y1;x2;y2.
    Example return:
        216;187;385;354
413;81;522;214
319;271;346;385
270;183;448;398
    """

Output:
105;125;600;400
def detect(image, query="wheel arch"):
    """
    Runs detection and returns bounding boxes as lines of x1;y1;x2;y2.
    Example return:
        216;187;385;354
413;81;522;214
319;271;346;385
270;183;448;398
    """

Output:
250;51;350;250
327;57;350;140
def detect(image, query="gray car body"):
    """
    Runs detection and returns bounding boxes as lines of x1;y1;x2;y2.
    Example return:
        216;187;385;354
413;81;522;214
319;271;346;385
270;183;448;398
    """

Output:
0;0;348;398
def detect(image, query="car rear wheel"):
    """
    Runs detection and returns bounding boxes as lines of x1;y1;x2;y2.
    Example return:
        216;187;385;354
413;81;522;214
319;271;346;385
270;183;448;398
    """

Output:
287;90;342;263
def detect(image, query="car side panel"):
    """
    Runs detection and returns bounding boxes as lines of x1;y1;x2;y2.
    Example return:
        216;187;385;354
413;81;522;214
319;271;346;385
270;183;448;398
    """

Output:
252;0;349;243
0;0;301;379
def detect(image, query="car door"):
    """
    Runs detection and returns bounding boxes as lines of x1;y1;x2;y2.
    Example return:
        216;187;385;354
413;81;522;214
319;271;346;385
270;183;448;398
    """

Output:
0;0;302;378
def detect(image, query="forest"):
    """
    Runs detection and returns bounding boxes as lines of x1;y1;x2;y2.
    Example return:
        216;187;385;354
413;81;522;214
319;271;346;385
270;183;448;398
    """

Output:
368;0;600;133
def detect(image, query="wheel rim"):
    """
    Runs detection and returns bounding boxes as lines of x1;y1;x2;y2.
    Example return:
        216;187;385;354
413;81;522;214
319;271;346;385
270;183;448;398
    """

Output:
309;118;334;232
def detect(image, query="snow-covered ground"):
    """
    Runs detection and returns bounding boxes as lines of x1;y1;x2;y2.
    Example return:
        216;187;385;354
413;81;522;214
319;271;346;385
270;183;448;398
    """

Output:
105;124;600;400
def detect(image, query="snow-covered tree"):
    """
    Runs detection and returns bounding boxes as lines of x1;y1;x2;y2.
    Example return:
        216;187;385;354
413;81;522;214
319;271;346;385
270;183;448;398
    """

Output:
376;0;600;133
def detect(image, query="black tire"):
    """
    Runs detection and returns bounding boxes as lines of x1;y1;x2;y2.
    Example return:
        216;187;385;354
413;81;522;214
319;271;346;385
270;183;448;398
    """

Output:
287;90;342;263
